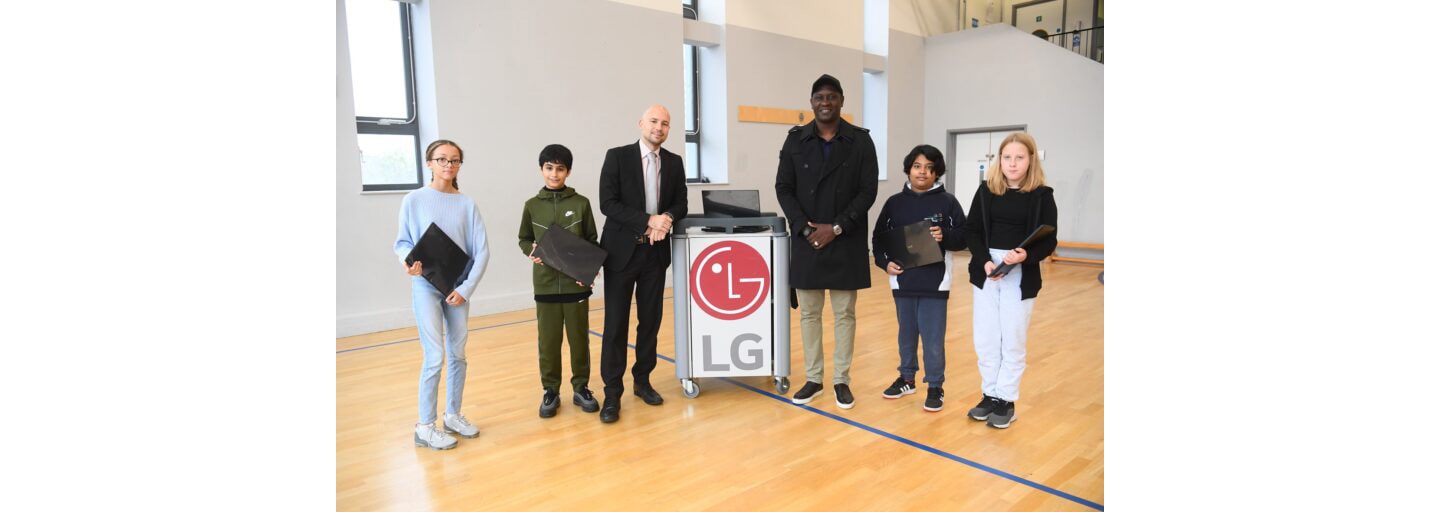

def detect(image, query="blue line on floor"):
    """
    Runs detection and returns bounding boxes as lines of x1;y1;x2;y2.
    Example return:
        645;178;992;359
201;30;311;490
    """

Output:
587;329;1103;511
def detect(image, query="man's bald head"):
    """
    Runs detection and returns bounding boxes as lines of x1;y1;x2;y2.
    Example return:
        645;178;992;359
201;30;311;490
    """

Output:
638;104;672;148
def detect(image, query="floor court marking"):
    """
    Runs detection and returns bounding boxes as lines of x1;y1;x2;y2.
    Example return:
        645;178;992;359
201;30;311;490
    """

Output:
590;329;1104;511
337;306;1102;509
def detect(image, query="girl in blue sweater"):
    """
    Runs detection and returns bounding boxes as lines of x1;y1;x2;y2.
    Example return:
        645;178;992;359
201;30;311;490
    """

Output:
871;145;967;412
393;140;491;450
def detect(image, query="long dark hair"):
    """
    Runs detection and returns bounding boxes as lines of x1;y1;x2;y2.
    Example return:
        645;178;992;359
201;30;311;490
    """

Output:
425;139;464;189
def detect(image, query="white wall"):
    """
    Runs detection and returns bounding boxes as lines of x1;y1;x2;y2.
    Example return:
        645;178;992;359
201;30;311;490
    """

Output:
908;0;964;35
337;0;683;337
885;29;926;188
337;0;407;336
702;24;867;216
890;0;928;36
604;0;677;14
726;0;864;50
865;0;891;54
923;24;1103;246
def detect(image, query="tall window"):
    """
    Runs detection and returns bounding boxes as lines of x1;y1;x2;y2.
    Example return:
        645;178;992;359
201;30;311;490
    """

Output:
346;0;422;191
682;1;705;182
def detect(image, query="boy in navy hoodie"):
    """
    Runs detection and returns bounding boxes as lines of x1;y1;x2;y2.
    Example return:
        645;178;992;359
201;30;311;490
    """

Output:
871;145;966;412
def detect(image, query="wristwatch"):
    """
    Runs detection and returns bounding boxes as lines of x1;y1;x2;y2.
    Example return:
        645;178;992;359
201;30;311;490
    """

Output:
832;224;843;236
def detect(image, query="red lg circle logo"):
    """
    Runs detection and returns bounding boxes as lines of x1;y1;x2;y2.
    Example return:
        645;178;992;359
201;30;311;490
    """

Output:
691;241;771;320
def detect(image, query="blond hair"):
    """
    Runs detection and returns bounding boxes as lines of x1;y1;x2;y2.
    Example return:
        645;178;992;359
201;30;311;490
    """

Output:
985;132;1047;195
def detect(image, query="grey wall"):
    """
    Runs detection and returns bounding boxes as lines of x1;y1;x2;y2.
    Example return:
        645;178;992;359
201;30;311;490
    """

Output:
884;29;926;197
696;25;928;245
922;24;1103;247
337;0;683;336
694;24;865;217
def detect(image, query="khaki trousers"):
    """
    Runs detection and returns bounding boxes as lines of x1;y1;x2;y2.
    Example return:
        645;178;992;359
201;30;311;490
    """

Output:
795;289;857;385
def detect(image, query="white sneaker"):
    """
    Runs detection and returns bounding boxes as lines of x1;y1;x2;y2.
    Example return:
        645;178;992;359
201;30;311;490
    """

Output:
443;413;479;438
414;423;457;450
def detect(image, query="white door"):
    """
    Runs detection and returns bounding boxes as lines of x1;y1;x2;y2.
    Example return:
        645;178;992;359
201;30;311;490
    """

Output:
949;131;993;193
1014;0;1065;38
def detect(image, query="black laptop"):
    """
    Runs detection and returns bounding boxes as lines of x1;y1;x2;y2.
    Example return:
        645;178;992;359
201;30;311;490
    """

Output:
533;223;608;287
701;190;763;218
699;190;774;232
405;223;473;296
988;224;1057;278
877;220;944;269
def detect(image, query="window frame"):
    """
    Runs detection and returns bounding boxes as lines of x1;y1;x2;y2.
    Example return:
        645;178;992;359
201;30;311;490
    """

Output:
682;1;707;183
684;43;705;183
355;1;423;192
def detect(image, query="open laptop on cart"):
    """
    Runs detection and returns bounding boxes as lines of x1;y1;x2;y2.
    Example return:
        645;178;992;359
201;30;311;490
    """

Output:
699;190;774;233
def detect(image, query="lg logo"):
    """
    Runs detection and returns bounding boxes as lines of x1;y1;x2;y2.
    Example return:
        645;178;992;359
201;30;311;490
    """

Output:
691;241;770;321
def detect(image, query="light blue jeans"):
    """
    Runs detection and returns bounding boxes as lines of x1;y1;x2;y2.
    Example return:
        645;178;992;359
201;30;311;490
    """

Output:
972;248;1035;402
412;278;470;424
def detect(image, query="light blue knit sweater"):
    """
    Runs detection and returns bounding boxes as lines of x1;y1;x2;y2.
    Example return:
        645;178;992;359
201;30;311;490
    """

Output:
393;186;490;299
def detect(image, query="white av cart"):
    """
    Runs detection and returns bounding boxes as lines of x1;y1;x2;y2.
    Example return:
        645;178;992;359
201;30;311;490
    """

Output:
670;216;791;398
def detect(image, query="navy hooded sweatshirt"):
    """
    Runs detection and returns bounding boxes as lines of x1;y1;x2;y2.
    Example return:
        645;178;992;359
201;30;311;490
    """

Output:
871;181;967;298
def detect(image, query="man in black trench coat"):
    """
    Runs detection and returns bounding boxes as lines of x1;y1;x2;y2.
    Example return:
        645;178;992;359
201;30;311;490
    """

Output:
774;74;879;410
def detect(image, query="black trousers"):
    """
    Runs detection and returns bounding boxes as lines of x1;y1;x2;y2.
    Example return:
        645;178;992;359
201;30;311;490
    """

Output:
600;244;667;400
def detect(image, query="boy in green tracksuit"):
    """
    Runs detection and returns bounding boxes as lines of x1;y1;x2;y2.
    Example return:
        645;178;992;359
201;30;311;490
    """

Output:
519;144;601;418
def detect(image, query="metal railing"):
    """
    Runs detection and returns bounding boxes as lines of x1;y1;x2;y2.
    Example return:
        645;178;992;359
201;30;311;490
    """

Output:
1043;26;1103;63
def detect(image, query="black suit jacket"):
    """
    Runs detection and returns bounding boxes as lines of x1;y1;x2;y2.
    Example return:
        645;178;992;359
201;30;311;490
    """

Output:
598;141;689;271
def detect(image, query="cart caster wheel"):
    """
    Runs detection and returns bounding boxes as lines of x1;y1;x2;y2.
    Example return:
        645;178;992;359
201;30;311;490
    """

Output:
681;379;700;399
775;377;790;394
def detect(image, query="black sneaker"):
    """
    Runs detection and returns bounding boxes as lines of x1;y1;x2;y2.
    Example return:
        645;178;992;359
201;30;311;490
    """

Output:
573;387;599;413
834;383;854;409
539;389;560;418
791;381;823;404
923;387;944;412
968;395;999;421
986;399;1015;429
881;377;916;399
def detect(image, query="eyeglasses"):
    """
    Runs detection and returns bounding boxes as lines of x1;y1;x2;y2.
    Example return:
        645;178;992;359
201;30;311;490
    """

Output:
429;158;463;167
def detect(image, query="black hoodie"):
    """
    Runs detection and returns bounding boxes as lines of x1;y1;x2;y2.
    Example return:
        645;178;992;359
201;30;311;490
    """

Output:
961;184;1058;300
871;181;967;299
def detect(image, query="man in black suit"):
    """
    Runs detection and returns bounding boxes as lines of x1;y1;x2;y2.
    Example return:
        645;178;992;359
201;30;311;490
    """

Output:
596;104;688;423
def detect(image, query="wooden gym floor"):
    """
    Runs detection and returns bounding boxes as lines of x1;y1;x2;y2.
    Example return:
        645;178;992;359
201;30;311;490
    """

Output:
337;262;1103;511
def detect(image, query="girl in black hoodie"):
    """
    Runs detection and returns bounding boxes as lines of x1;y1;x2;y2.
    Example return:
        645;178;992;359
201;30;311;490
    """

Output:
961;132;1058;429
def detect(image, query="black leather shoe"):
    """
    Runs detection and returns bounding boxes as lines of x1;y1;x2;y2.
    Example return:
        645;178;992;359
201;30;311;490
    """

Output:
634;386;664;406
600;399;620;423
